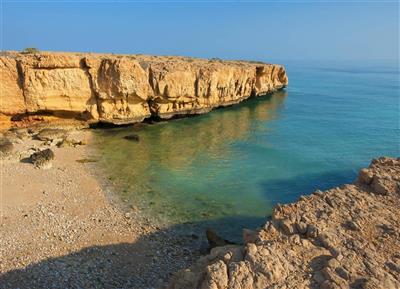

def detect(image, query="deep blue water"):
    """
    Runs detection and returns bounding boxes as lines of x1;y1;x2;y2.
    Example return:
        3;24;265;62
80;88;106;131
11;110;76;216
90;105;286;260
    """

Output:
93;60;399;238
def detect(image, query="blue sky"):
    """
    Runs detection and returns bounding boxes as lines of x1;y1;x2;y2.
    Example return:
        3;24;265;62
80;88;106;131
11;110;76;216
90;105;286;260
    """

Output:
1;1;399;62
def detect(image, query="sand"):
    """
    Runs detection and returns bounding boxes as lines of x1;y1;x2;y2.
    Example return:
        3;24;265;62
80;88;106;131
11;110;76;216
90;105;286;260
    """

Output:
0;129;201;289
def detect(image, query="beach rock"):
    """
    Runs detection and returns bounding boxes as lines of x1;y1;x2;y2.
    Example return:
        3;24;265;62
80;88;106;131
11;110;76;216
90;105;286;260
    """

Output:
57;135;86;147
0;138;14;156
30;148;55;169
242;228;258;244
206;229;235;249
36;128;68;141
0;52;288;128
168;157;400;289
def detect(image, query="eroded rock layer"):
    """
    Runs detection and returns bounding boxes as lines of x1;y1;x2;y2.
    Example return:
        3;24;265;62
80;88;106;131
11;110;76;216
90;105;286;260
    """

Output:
168;157;400;289
0;52;288;126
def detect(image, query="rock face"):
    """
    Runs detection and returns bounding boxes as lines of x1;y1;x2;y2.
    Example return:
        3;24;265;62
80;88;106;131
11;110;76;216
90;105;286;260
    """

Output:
0;52;288;127
168;157;400;289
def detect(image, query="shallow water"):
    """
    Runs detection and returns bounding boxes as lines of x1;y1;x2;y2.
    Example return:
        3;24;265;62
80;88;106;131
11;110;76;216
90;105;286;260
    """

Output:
93;60;399;239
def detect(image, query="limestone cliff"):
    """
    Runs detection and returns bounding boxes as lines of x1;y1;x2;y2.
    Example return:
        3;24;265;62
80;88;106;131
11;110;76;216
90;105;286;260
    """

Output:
168;157;400;289
0;52;288;127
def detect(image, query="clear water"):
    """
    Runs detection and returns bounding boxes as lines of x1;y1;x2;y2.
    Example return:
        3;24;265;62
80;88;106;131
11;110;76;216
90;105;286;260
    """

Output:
93;60;399;239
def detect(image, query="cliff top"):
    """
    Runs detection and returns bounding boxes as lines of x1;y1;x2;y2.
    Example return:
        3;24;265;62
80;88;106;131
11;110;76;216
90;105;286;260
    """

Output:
1;50;272;68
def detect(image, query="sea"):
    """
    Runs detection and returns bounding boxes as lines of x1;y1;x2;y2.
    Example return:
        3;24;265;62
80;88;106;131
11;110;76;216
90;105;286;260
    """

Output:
92;60;399;240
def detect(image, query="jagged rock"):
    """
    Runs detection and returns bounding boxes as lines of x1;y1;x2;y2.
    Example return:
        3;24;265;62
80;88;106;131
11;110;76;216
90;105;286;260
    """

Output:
242;228;258;244
306;224;319;238
358;168;374;185
0;52;288;128
206;228;235;249
295;221;308;234
168;158;400;289
29;148;55;169
202;260;228;289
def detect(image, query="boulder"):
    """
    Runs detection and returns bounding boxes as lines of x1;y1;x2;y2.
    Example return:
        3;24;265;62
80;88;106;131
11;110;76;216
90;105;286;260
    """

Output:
30;148;55;169
36;128;67;141
0;138;14;156
123;134;140;142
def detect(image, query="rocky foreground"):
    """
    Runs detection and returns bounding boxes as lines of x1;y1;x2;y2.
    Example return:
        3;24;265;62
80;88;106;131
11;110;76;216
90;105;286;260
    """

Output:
168;157;400;289
0;51;287;128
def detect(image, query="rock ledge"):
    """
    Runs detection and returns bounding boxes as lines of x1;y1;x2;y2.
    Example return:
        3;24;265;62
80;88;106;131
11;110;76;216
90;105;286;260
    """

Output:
168;157;400;289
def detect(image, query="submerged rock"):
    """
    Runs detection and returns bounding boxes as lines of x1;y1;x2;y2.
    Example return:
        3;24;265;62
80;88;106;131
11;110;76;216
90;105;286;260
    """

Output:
168;157;400;289
123;134;140;142
30;148;55;169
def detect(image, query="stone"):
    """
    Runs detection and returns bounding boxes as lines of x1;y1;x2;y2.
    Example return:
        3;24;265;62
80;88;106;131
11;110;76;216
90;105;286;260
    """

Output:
335;267;349;280
202;260;228;289
326;258;340;269
0;138;14;156
296;221;308;234
242;228;257;244
36;128;67;141
30;148;55;169
358;168;374;185
57;136;86;147
280;219;295;235
306;224;319;238
371;177;390;195
123;134;140;142
344;220;359;231
313;271;325;284
206;229;235;249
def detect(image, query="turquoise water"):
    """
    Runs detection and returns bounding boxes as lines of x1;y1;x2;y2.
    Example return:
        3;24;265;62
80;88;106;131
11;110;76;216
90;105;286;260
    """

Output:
93;61;399;238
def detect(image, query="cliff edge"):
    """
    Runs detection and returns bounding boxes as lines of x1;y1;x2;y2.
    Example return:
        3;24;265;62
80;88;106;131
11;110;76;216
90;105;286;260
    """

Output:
0;51;288;128
168;157;400;289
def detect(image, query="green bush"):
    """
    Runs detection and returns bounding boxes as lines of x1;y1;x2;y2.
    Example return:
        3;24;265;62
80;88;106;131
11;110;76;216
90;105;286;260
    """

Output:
21;47;40;54
210;57;222;62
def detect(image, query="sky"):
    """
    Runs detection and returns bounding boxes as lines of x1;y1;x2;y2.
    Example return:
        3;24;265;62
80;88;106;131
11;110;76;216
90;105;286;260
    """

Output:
1;1;399;62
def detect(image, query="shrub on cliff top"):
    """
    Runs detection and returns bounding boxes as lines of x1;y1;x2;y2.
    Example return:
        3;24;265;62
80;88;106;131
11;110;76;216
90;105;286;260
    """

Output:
21;47;40;54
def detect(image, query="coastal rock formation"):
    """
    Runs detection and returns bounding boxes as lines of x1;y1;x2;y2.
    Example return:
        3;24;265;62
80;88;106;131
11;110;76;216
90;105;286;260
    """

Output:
168;157;400;289
0;52;288;127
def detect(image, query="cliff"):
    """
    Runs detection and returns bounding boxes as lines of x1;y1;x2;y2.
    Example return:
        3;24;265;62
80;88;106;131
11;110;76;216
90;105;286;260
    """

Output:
168;157;400;289
0;51;288;127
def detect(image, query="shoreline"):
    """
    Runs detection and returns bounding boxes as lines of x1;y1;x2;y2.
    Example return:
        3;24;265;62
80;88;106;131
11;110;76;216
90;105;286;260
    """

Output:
0;127;204;289
1;125;399;289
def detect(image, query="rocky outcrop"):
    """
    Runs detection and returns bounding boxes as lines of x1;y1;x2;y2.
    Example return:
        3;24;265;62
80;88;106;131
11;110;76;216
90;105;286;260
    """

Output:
0;52;288;127
168;157;400;289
